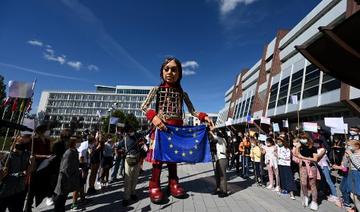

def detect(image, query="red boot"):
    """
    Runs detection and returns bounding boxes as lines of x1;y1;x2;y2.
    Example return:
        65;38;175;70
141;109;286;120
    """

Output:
149;180;164;203
168;178;185;198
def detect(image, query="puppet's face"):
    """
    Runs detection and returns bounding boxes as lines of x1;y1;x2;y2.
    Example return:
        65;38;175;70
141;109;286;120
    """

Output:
162;60;180;84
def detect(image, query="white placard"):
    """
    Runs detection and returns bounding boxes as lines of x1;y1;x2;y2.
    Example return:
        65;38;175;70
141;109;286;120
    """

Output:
282;120;289;128
258;134;267;141
324;117;345;129
331;123;348;134
260;117;271;125
302;122;318;132
272;123;280;132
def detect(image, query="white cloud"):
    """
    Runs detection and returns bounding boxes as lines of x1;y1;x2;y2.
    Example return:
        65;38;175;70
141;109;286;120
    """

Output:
182;61;199;69
67;61;82;70
220;0;257;15
183;69;196;76
88;64;99;71
181;60;199;76
43;49;66;65
27;39;43;47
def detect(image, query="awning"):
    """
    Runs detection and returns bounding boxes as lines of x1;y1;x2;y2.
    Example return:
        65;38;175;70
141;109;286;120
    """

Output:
296;10;360;88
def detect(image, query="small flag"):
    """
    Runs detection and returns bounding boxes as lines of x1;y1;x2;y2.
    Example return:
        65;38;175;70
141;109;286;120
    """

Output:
19;99;26;112
246;114;253;124
1;97;11;108
26;100;32;112
290;95;298;104
260;116;271;125
109;117;119;125
282;119;289;128
11;98;18;112
96;110;103;117
8;81;34;98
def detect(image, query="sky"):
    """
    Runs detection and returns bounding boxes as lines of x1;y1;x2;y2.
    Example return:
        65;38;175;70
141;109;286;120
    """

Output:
0;0;320;114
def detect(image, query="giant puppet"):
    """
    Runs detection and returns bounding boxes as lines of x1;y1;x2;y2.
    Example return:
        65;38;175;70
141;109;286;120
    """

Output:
141;57;214;203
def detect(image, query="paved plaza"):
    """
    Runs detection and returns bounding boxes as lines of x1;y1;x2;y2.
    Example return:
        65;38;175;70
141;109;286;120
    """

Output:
37;162;343;212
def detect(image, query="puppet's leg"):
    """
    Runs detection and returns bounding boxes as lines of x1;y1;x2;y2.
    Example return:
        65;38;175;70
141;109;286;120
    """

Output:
149;162;164;203
168;162;185;198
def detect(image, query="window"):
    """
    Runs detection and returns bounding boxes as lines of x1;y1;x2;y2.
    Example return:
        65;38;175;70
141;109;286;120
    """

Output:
289;69;304;102
268;83;278;109
303;64;320;99
321;73;341;93
277;77;289;106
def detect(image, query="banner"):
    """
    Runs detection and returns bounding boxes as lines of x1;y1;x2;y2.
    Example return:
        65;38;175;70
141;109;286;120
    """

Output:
258;134;267;141
109;117;119;125
154;125;211;163
8;80;34;98
282;119;289;128
331;123;348;134
272;123;280;132
260;116;271;125
290;95;298;104
324;117;345;129
302;122;318;132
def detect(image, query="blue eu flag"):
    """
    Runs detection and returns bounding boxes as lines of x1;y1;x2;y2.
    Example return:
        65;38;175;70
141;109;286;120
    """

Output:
153;124;211;163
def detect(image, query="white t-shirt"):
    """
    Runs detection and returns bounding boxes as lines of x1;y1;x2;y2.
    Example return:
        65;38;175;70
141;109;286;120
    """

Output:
277;146;291;166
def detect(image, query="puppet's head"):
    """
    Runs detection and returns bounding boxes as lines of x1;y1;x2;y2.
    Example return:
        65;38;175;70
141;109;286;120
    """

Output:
160;57;182;86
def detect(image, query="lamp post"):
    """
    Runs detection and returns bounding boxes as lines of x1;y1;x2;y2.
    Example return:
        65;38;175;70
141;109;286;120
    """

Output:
107;108;113;134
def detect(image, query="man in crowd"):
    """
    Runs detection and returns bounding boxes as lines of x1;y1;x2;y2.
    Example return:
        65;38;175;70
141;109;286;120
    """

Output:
209;129;229;198
0;136;35;212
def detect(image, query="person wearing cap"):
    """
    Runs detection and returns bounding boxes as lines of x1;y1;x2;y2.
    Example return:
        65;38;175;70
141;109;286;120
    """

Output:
208;129;229;198
53;136;81;212
0;136;35;212
119;125;144;207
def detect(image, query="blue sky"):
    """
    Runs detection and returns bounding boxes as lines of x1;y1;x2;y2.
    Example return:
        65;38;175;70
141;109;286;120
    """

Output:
0;0;319;113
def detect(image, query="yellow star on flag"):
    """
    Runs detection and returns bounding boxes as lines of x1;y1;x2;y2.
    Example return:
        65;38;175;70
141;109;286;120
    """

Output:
174;150;178;154
189;150;193;155
168;137;172;141
169;144;173;148
195;139;199;143
182;152;186;157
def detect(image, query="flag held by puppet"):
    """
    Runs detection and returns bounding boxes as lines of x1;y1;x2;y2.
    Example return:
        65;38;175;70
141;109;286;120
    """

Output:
154;125;211;163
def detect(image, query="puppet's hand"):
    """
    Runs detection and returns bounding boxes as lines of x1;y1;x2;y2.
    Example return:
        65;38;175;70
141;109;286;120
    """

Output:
152;115;167;131
205;116;215;130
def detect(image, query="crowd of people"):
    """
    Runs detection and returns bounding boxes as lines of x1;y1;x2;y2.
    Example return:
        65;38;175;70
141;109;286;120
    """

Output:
0;122;359;212
0;124;148;212
210;125;360;211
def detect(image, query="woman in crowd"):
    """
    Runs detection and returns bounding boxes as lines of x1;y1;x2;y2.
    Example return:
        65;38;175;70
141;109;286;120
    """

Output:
100;135;114;188
314;139;341;206
333;140;360;212
262;138;280;192
295;133;320;211
277;137;296;200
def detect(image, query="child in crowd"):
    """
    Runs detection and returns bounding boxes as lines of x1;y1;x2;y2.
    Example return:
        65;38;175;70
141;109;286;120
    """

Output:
250;137;264;186
262;138;280;192
277;137;296;200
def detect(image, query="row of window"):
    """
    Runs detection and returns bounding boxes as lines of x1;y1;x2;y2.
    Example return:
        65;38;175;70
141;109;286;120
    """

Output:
116;89;150;94
268;64;341;110
48;93;149;101
45;107;145;117
233;96;254;120
47;101;152;109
